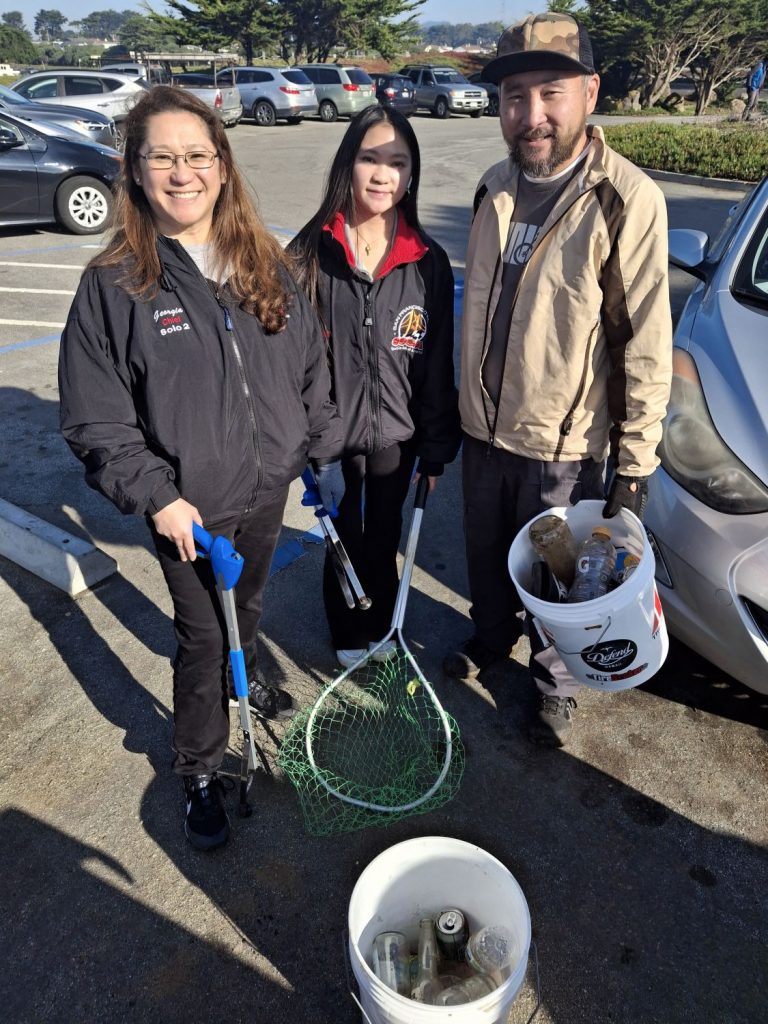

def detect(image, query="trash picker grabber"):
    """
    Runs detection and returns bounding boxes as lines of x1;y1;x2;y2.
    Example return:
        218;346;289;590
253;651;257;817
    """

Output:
192;522;257;818
301;467;371;611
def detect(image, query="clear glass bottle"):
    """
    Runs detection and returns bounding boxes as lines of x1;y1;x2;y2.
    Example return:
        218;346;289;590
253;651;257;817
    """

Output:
567;526;616;603
464;924;518;976
528;514;577;587
371;931;411;996
435;973;498;1006
411;918;441;1003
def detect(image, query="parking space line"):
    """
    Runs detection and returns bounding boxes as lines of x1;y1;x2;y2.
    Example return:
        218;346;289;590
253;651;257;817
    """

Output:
0;261;86;270
0;287;75;295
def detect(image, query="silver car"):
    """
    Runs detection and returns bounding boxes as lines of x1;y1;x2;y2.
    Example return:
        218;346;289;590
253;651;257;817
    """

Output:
172;72;243;127
645;176;768;694
11;70;146;125
233;66;317;125
0;83;116;147
294;64;377;122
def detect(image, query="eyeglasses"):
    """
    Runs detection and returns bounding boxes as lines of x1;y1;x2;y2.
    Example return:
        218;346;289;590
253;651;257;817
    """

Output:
139;150;219;170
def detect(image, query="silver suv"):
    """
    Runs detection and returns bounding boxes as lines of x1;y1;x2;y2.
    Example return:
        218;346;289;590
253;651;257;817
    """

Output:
231;67;318;125
11;70;146;125
294;64;377;122
398;65;488;119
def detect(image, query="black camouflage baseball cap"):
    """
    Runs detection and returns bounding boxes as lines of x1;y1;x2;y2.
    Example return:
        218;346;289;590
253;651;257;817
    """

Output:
483;12;595;84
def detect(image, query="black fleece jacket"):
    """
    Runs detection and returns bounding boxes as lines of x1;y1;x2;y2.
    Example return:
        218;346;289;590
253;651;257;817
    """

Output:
59;237;342;523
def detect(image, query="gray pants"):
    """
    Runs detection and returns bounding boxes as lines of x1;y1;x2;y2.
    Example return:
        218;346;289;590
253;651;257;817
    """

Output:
462;434;605;697
742;88;760;119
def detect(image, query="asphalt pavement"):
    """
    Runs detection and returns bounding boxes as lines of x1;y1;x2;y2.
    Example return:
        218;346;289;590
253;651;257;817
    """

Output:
1;114;766;1024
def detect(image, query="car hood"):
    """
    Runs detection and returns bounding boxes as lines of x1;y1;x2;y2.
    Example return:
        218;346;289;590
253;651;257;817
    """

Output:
7;99;111;125
688;283;768;487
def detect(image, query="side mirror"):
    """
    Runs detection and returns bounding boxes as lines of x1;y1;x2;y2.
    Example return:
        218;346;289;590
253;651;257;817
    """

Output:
0;128;22;150
668;228;709;280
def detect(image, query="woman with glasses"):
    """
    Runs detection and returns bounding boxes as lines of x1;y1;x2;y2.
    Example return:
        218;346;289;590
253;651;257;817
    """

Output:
59;86;344;850
289;105;460;668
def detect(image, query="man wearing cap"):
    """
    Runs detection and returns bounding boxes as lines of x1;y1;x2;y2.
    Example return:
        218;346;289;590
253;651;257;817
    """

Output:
444;13;672;746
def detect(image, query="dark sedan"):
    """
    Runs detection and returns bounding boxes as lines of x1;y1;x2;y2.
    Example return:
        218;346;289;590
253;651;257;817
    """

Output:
468;73;499;116
0;110;122;234
371;73;417;117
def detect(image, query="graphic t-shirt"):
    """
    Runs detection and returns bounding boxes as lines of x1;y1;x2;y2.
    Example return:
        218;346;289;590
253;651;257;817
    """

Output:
481;147;590;410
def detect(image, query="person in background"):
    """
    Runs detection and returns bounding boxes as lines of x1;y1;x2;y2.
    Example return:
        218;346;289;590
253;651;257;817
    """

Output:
289;105;461;668
443;13;672;747
59;87;344;850
742;58;766;120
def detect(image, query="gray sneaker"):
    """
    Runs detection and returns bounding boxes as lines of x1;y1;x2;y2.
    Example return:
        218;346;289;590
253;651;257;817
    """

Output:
529;694;577;748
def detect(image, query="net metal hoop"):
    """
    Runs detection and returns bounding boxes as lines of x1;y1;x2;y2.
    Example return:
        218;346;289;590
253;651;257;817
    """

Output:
304;639;454;814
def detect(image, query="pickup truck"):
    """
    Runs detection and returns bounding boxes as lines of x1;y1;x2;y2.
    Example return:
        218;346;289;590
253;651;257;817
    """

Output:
398;65;488;119
173;71;243;127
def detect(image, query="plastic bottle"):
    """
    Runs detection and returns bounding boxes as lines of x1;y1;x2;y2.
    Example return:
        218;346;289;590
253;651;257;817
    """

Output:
464;924;518;977
411;918;442;1003
371;931;411;996
567;526;616;603
528;515;577;588
435;973;498;1006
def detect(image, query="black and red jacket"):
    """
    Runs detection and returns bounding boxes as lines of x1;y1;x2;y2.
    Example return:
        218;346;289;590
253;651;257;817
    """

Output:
306;213;461;468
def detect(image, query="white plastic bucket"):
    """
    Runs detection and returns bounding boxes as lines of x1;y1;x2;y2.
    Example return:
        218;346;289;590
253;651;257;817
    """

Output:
507;499;668;691
348;836;531;1024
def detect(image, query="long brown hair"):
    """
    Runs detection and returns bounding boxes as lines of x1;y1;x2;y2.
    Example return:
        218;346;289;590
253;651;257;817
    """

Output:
92;86;289;333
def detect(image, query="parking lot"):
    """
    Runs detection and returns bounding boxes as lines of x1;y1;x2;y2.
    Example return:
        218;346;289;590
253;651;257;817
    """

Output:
1;114;766;1024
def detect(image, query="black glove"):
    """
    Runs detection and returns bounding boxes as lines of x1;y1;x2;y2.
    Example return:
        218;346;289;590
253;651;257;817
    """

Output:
313;459;345;517
603;474;649;521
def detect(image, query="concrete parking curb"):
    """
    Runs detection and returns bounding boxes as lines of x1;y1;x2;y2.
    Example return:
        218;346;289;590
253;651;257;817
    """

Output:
644;167;755;191
0;497;117;595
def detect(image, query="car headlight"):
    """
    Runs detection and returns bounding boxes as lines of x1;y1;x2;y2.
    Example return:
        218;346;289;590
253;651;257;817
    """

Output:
658;349;768;513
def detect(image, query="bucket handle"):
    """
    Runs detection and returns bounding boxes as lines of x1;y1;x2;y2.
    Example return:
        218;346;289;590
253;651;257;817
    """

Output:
343;930;541;1023
533;614;613;656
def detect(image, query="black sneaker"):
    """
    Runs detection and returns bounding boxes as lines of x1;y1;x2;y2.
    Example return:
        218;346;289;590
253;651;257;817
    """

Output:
528;694;577;748
443;636;506;679
228;678;295;720
183;774;230;850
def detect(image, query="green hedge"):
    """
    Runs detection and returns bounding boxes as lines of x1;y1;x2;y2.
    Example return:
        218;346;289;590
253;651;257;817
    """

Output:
603;123;768;182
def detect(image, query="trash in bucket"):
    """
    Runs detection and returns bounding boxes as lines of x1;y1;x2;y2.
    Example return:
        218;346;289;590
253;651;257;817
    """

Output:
348;836;531;1024
508;500;668;692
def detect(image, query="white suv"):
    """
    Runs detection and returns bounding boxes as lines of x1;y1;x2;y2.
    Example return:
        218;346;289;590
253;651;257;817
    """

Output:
11;70;146;125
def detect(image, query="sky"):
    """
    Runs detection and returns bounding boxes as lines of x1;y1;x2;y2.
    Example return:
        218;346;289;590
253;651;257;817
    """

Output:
2;0;533;33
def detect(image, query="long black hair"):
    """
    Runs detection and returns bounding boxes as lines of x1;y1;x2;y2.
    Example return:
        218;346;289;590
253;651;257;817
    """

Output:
289;104;423;307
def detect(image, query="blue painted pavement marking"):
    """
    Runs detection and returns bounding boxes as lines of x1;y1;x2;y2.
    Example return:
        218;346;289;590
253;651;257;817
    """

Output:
0;333;61;354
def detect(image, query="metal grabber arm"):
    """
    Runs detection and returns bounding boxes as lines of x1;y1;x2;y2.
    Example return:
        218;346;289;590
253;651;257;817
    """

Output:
193;522;258;818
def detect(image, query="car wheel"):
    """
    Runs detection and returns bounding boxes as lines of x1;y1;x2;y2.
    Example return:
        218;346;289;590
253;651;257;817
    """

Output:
55;176;113;235
286;116;302;125
319;100;338;122
253;100;276;127
487;95;499;117
470;109;483;118
433;96;449;119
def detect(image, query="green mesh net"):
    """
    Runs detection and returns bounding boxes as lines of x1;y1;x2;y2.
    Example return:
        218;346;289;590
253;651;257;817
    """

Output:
278;647;464;836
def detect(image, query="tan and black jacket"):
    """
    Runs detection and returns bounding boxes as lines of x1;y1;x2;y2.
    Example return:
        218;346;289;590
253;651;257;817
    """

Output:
460;125;672;477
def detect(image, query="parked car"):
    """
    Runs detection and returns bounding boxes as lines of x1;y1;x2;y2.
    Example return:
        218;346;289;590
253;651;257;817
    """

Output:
0;110;121;234
229;66;317;125
468;72;499;116
370;73;417;117
172;72;243;127
294;64;377;122
10;70;146;125
101;62;171;85
0;83;117;147
398;64;488;118
645;176;768;694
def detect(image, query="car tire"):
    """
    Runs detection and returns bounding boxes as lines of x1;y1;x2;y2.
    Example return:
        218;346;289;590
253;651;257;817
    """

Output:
470;109;483;118
433;96;449;119
319;100;338;123
55;176;113;235
286;116;302;125
487;95;499;117
253;100;276;127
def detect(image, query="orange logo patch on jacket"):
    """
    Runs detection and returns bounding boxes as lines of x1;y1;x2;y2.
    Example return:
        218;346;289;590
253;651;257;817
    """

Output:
391;305;428;354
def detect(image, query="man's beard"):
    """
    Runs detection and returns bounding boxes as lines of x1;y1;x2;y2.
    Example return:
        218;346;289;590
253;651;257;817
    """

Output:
508;124;584;177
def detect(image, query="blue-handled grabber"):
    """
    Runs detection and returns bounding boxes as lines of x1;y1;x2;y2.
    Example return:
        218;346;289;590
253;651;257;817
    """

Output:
193;522;257;816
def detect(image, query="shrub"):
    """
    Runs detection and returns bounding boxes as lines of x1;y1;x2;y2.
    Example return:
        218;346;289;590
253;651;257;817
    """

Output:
603;122;768;182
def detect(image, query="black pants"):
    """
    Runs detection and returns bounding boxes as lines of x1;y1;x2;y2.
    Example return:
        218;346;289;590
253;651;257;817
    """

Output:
323;440;417;650
152;486;289;776
462;434;605;661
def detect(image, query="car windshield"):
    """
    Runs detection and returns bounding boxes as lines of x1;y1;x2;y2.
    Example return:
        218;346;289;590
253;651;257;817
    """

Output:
0;84;28;105
434;70;467;84
732;200;768;310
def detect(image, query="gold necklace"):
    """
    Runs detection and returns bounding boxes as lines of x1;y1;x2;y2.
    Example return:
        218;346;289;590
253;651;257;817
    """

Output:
356;224;388;258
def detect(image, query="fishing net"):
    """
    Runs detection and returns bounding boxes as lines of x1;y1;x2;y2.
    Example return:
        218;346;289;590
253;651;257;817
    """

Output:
278;647;464;836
